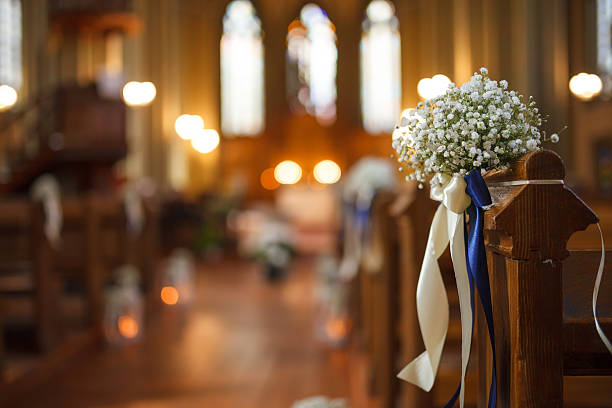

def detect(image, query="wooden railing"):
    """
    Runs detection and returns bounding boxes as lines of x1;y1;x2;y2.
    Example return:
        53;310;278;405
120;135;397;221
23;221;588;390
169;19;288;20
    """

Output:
0;85;126;194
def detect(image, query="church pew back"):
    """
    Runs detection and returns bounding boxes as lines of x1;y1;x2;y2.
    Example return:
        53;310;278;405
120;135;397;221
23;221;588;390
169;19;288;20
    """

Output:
479;149;612;407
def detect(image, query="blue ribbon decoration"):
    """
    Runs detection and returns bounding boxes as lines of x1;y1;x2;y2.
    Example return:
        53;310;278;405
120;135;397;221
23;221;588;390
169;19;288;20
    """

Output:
465;170;497;408
443;170;496;408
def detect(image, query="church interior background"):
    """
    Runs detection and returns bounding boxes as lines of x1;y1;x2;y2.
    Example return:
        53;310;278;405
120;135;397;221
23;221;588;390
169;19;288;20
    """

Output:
0;0;611;407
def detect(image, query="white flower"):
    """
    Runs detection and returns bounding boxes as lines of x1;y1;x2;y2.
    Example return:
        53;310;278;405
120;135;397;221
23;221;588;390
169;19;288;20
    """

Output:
393;67;555;188
550;133;559;143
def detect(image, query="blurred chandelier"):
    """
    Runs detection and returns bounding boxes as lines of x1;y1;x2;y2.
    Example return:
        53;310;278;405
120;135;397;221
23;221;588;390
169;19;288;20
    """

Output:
569;73;603;101
122;81;156;106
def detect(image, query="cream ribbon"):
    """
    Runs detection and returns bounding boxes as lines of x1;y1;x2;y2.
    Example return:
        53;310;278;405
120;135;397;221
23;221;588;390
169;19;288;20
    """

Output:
397;174;473;408
490;179;611;355
124;187;145;236
30;175;63;248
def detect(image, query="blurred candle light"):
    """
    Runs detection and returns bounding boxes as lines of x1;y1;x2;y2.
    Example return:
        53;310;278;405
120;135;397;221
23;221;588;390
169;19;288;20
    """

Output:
191;129;220;154
260;167;280;190
160;286;179;305
175;114;205;140
417;74;451;100
117;315;139;339
313;159;341;184
274;160;302;184
122;81;156;106
569;73;603;101
0;85;18;111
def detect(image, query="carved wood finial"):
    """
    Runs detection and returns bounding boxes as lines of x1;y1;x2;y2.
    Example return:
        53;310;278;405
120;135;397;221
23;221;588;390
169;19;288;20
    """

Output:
484;150;597;260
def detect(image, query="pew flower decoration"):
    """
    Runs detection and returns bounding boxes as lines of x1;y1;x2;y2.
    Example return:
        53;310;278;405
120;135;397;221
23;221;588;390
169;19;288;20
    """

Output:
394;68;562;408
342;157;396;207
393;67;559;188
339;157;396;280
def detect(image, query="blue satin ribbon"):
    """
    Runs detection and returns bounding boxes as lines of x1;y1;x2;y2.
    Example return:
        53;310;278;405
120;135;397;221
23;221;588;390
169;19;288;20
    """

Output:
354;200;373;244
444;170;496;408
465;170;497;408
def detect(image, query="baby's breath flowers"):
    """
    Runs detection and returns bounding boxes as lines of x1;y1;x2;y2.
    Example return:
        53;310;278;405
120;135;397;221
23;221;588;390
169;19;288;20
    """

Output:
393;67;559;188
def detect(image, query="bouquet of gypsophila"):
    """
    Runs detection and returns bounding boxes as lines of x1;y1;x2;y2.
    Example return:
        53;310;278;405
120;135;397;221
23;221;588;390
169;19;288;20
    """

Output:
392;68;560;189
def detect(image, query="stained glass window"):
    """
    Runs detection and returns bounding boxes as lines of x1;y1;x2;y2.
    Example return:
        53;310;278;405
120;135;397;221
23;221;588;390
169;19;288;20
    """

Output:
0;0;21;89
221;0;264;136
597;0;612;77
286;3;337;126
360;0;401;134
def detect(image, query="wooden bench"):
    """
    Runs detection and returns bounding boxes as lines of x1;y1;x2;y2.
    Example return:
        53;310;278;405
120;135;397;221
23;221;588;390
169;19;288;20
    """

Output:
0;200;58;355
357;186;478;407
0;192;161;393
478;149;612;407
357;191;399;407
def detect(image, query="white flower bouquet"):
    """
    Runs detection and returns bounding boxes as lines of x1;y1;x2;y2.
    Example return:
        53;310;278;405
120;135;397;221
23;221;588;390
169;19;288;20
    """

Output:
392;67;559;188
342;156;397;207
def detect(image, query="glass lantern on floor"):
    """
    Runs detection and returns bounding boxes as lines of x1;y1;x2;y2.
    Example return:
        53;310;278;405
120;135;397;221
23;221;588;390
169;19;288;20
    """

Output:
161;248;196;307
104;265;144;345
314;255;352;347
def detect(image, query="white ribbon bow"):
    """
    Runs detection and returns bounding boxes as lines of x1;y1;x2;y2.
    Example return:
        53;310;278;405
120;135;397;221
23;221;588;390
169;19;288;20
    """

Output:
124;187;145;236
30;175;63;249
397;174;473;408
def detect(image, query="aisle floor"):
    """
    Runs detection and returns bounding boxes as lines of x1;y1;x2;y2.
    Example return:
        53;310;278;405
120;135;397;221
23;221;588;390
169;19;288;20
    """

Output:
18;257;358;408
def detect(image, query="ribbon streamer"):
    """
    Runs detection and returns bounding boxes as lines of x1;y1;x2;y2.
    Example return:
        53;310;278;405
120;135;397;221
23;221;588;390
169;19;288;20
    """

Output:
397;175;473;408
465;171;497;407
594;223;612;354
30;175;63;249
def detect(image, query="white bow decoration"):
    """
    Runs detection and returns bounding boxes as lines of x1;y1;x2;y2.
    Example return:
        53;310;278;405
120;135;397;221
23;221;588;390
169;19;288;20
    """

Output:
30;175;63;248
398;174;473;408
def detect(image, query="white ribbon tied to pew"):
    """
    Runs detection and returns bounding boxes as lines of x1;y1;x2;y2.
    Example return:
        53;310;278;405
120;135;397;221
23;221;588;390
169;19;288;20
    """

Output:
124;187;145;236
30;175;63;249
397;174;473;408
398;176;612;408
487;179;612;355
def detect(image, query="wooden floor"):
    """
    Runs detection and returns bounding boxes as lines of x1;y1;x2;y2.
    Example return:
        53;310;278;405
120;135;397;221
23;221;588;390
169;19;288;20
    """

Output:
14;256;366;408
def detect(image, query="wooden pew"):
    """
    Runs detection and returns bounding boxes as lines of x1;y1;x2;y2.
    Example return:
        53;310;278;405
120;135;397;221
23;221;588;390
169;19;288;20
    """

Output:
478;149;612;407
0;192;160;393
57;193;161;332
358;191;399;407
0;200;59;354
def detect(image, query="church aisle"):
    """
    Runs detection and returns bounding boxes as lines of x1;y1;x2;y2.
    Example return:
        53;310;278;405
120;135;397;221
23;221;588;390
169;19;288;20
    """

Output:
16;257;355;408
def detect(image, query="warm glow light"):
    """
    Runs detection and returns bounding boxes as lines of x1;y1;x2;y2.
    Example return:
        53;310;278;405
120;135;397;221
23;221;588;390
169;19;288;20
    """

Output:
569;73;603;101
417;74;451;100
260;167;279;190
122;81;156;106
191;129;220;154
366;0;394;23
0;85;18;111
274;160;302;185
161;286;179;305
117;315;139;339
313;160;341;184
325;317;351;340
175;114;205;140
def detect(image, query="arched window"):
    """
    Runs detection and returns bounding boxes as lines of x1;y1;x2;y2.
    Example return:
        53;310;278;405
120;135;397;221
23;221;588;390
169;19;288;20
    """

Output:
0;0;21;89
597;0;612;77
360;0;401;134
286;3;337;126
221;0;264;136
